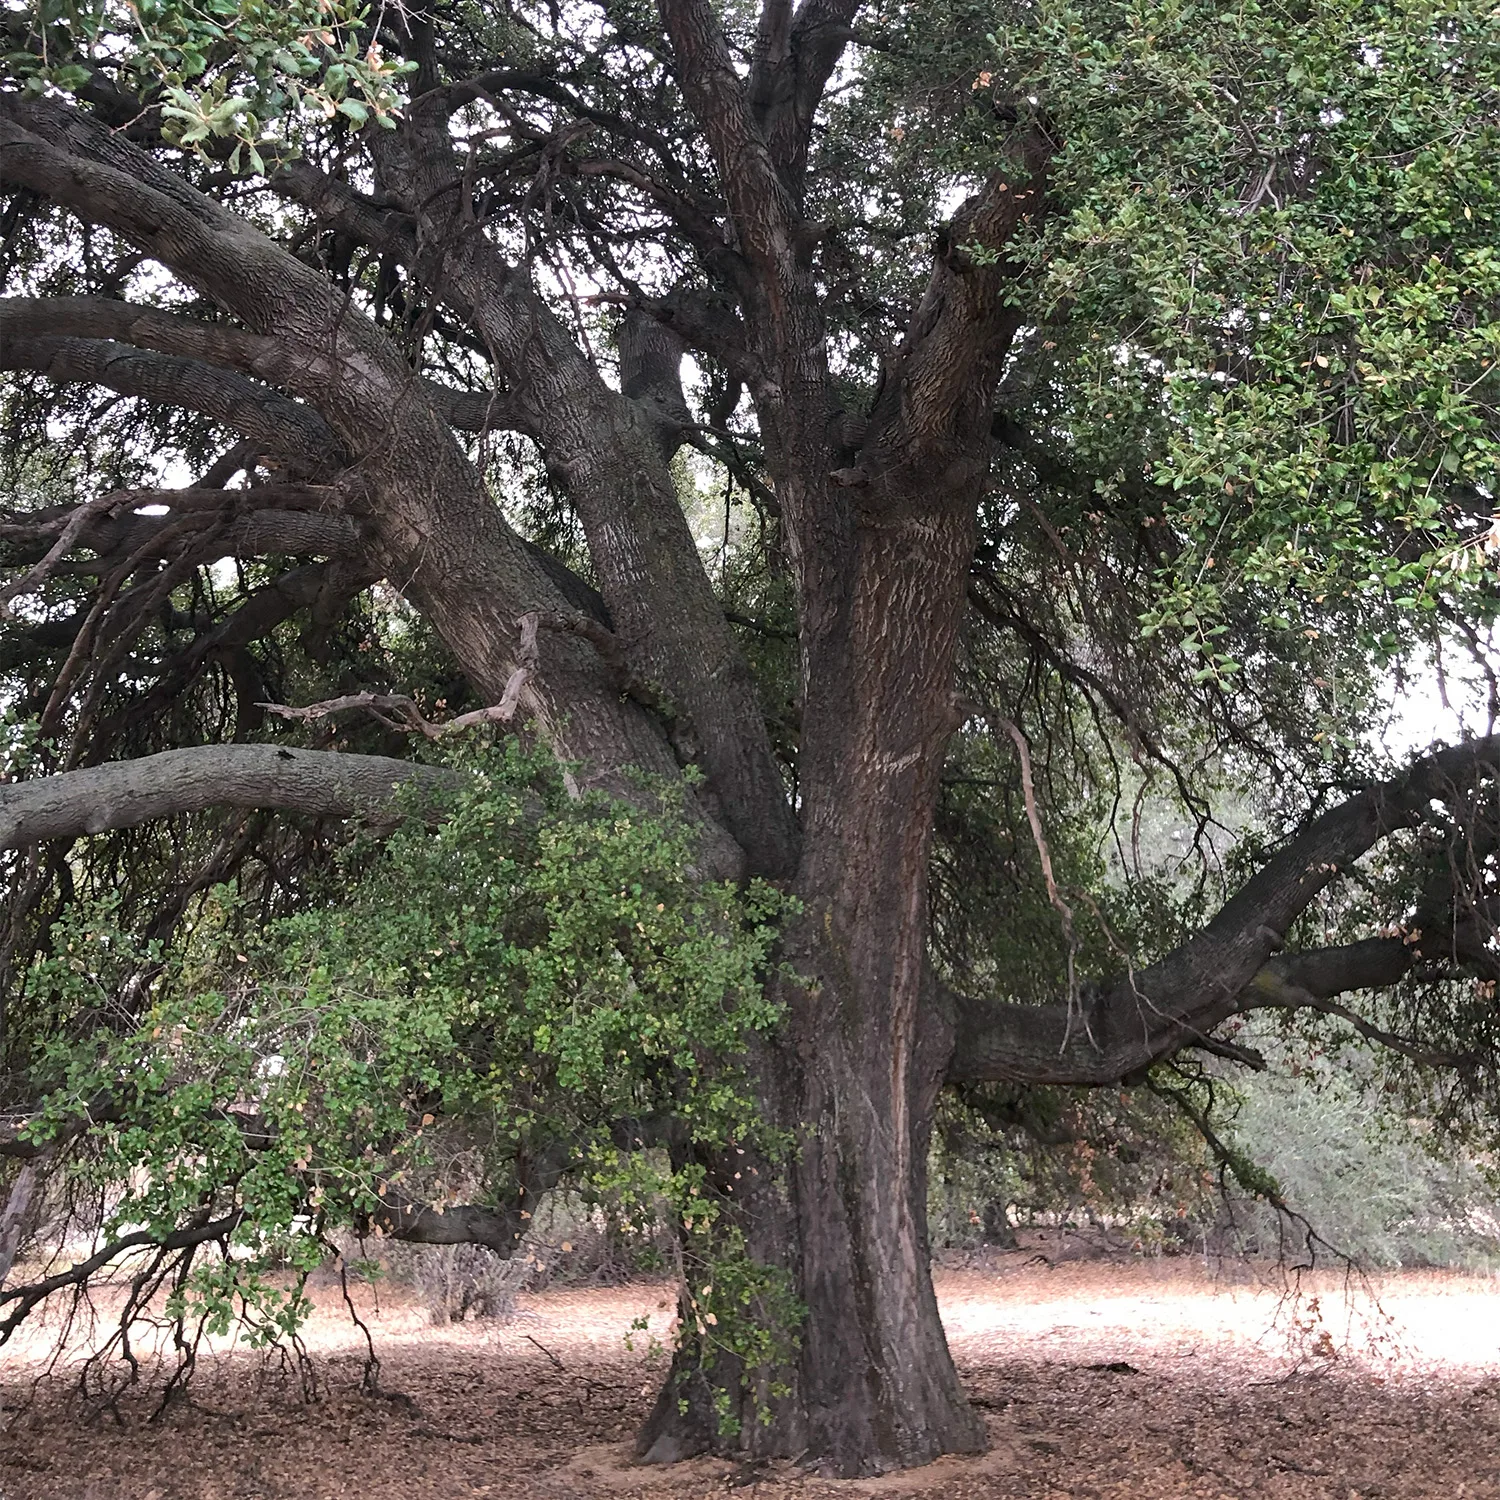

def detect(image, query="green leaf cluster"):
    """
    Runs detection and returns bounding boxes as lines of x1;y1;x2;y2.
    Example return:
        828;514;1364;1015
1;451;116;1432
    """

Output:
11;0;414;167
988;0;1500;677
19;741;791;1355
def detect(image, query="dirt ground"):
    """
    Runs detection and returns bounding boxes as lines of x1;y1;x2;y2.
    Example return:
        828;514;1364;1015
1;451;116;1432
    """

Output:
2;1252;1499;1500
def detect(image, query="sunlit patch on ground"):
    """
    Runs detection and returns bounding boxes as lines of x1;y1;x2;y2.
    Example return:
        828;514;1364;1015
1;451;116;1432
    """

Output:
2;1257;1498;1498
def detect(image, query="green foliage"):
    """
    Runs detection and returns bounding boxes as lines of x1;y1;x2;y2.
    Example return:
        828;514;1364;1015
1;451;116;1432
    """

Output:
12;0;413;166
988;0;1500;682
16;741;794;1388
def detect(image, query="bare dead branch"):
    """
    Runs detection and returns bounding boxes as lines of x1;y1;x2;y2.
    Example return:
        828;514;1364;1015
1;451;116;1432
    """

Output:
259;690;520;739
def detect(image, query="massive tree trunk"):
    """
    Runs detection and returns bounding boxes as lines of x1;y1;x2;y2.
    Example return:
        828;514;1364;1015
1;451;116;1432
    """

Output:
615;4;1044;1463
633;489;985;1473
774;507;987;1471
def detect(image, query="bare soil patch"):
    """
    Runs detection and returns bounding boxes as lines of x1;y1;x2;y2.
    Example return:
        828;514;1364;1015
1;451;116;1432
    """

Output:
2;1256;1498;1499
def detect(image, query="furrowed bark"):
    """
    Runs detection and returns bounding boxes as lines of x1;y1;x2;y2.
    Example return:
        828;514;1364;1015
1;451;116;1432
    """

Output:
0;333;338;474
3;506;365;572
1;295;296;379
746;0;864;191
2;295;524;439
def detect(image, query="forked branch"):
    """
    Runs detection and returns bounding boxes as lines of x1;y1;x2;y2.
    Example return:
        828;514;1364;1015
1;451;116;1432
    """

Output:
948;735;1500;1085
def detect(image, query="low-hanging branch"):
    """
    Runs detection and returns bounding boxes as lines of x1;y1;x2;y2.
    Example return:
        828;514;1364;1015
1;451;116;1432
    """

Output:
949;734;1500;1086
0;745;466;850
0;1210;246;1342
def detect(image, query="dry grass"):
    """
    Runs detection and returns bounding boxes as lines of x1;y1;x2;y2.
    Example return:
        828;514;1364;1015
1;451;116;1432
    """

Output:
2;1252;1498;1499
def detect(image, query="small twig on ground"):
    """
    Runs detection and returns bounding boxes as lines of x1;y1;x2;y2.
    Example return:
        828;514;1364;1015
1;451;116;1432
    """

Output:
524;1334;567;1372
524;1334;610;1399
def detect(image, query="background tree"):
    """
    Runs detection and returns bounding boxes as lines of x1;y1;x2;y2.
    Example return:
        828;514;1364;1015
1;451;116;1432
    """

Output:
3;0;1500;1477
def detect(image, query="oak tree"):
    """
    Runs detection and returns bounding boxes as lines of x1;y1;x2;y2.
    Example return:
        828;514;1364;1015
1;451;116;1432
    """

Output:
3;0;1500;1476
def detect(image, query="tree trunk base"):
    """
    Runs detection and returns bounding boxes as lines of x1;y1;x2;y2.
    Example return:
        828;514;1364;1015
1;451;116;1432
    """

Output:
634;1346;987;1478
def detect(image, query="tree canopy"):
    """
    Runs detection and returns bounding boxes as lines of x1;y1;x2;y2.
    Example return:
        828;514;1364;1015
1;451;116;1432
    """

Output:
3;0;1500;1477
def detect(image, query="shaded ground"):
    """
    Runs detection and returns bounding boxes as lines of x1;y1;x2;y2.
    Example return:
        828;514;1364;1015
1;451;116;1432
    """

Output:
2;1254;1499;1499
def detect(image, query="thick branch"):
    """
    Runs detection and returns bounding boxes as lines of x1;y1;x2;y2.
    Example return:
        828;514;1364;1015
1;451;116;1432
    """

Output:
374;1198;530;1255
1246;941;1460;1066
0;745;464;850
368;1139;570;1254
369;113;798;874
657;0;805;292
0;295;290;378
618;312;693;455
856;157;1051;510
270;165;539;439
949;735;1500;1085
0;333;338;473
4;505;365;571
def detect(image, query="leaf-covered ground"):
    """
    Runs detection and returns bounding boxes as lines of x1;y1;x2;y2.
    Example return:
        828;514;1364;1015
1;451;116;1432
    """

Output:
2;1255;1498;1499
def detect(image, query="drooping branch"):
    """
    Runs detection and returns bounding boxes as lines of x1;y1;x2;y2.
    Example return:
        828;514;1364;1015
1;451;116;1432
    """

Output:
0;1210;245;1342
76;559;379;747
948;734;1500;1085
1245;941;1468;1066
0;745;465;851
0;487;135;617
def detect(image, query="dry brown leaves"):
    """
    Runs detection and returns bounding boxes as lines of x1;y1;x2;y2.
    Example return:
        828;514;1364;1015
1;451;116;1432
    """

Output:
2;1257;1498;1500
